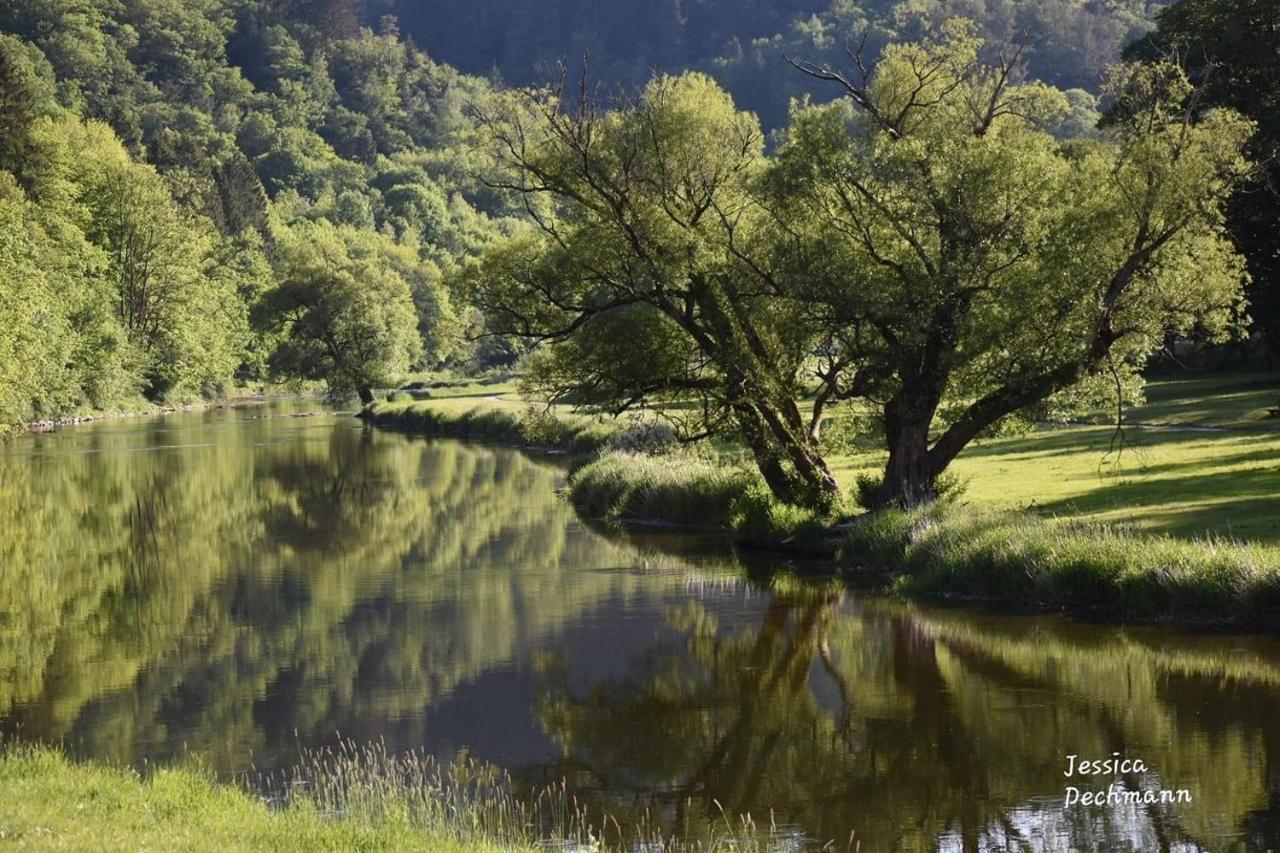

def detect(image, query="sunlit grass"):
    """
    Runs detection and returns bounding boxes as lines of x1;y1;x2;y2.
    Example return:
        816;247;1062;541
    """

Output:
368;371;1280;544
0;743;829;852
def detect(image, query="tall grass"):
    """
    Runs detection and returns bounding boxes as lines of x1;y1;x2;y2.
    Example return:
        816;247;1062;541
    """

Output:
568;451;758;527
0;742;828;852
844;504;1280;622
568;451;838;552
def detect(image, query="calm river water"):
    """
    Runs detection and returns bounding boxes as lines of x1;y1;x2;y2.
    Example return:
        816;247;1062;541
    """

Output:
2;403;1280;851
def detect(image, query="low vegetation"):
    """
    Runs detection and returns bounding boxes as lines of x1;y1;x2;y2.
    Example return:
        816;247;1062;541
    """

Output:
0;743;797;852
0;744;528;852
362;399;620;455
845;505;1280;623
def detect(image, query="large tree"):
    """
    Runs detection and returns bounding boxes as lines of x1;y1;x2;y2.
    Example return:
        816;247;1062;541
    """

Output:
780;22;1253;507
259;220;423;405
1122;0;1280;356
475;25;1252;512
470;72;842;508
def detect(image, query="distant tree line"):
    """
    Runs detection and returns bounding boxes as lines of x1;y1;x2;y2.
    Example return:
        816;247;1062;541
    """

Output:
389;0;1168;129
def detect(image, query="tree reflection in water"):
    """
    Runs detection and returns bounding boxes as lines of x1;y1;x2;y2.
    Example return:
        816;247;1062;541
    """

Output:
2;406;1280;850
535;587;1280;851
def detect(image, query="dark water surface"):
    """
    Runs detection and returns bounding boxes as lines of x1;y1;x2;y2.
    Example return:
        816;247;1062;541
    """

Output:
3;404;1280;851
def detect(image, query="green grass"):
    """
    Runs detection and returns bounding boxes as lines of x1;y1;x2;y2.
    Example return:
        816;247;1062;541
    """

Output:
1124;371;1280;429
0;745;529;852
369;371;1280;543
843;503;1280;623
568;451;760;527
0;744;797;852
826;371;1280;543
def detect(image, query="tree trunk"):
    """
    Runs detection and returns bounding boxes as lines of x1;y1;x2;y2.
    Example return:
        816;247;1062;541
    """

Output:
357;386;375;406
733;402;842;510
877;393;939;509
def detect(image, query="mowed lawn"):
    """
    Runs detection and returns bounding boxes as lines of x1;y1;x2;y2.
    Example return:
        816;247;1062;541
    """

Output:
396;371;1280;544
828;372;1280;543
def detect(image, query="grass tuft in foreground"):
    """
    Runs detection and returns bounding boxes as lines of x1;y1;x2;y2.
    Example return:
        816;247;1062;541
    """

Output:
0;743;525;852
0;743;803;852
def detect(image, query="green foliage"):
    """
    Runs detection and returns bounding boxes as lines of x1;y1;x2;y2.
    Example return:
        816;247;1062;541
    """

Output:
1123;0;1280;354
0;0;516;427
853;471;968;511
392;0;1166;131
771;23;1252;505
259;220;423;402
472;72;841;508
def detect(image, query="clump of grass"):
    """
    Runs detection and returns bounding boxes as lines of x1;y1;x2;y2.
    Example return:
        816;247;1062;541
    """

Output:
569;451;760;528
0;742;524;852
844;503;1280;621
569;452;840;552
728;482;838;553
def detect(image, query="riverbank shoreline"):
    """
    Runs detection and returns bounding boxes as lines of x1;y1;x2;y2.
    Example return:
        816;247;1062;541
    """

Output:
23;396;256;433
20;393;324;433
363;399;1280;628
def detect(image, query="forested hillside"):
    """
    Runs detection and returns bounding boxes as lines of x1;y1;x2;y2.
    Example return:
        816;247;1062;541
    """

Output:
0;0;516;426
0;0;1260;435
389;0;1168;127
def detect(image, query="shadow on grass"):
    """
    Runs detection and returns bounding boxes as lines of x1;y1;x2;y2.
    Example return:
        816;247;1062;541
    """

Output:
1033;464;1280;542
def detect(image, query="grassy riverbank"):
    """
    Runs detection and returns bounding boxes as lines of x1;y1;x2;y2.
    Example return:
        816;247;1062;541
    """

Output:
363;372;1280;623
0;746;528;852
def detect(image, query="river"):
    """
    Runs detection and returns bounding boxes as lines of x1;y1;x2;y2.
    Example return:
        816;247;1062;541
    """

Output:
1;403;1278;851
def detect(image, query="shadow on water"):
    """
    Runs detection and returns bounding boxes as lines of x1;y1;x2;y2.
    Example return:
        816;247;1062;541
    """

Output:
1;405;1280;850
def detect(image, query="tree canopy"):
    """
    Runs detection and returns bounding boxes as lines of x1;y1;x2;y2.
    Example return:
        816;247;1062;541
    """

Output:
1123;0;1280;355
473;24;1252;508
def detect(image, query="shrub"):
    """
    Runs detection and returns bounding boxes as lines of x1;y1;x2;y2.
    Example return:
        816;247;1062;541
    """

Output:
608;420;678;455
853;471;969;510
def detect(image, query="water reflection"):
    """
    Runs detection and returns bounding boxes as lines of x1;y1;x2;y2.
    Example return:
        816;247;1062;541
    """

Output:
1;406;1279;850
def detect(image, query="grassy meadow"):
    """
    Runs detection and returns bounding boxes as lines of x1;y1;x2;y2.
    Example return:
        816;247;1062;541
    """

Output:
385;370;1280;545
831;372;1280;543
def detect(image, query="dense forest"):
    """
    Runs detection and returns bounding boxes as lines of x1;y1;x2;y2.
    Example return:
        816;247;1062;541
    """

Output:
0;0;1275;468
390;0;1169;128
0;0;521;425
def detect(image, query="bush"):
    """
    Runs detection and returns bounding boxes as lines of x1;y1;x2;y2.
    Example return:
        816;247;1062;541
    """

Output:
853;471;969;510
385;391;415;403
728;483;832;551
608;420;678;454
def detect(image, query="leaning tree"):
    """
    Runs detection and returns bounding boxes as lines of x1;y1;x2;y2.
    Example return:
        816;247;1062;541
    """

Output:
777;21;1253;507
469;72;843;508
471;24;1252;512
